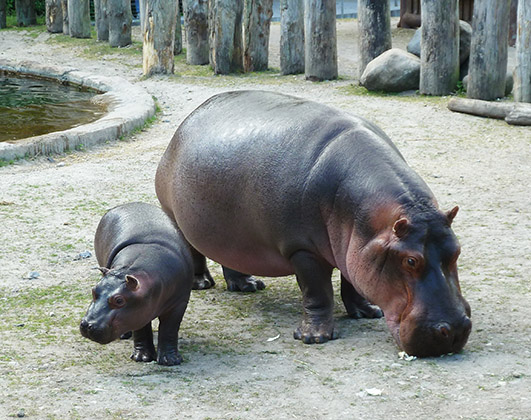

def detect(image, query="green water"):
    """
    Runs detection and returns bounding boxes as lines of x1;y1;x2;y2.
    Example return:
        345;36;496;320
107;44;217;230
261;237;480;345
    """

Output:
0;74;106;142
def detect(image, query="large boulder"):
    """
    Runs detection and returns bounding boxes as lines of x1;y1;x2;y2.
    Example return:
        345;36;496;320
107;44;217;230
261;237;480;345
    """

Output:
407;20;472;65
360;48;420;92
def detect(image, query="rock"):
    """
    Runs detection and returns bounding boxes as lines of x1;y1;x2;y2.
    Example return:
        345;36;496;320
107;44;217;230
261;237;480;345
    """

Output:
360;49;420;93
407;20;472;65
74;250;92;261
27;271;40;280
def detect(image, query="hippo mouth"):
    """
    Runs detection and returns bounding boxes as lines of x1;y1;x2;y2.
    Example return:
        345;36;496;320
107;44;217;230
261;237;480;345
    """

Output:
80;319;117;344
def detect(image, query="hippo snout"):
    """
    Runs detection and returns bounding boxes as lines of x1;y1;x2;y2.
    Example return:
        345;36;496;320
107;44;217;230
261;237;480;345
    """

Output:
400;315;472;357
80;318;114;344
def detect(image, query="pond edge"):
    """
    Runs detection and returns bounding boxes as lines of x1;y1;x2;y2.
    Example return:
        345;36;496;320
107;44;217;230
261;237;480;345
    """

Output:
0;59;156;161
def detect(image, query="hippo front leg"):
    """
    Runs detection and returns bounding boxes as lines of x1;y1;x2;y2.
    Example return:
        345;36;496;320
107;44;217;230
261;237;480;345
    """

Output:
340;275;383;319
291;251;336;344
156;301;188;366
131;323;157;363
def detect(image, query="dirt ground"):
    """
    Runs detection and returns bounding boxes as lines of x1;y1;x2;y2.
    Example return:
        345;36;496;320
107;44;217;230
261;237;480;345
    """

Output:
0;19;530;420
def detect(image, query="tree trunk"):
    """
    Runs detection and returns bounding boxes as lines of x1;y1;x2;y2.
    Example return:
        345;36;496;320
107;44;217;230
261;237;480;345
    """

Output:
46;0;63;33
243;0;273;72
95;0;109;41
143;0;177;76
16;0;37;26
68;0;91;38
304;0;337;81
108;0;132;47
174;0;182;55
467;0;511;100
448;97;531;126
419;0;459;95
280;0;304;75
61;0;69;35
513;0;531;102
1;0;8;29
183;0;209;65
358;0;392;79
208;0;244;75
139;0;146;31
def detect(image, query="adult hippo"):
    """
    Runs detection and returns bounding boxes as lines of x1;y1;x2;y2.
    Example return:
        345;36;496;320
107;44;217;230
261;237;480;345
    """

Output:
80;202;193;365
155;91;472;357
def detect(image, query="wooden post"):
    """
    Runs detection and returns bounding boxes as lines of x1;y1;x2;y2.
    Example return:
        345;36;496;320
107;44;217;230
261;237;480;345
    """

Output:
243;0;273;72
280;0;304;75
68;0;91;38
1;0;8;29
46;0;63;33
514;0;531;102
419;0;459;95
139;0;146;31
208;0;244;74
109;0;132;47
174;0;182;55
467;0;511;100
94;0;109;42
304;0;337;81
183;0;209;65
143;0;177;76
61;0;69;35
358;0;392;79
16;0;37;26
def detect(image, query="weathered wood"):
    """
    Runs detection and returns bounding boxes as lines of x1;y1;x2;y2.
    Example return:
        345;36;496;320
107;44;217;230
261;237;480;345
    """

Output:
419;0;459;95
208;0;244;74
143;0;177;76
183;0;209;65
108;0;132;47
243;0;273;72
46;0;63;33
358;0;392;79
94;0;109;41
16;0;37;26
139;0;146;31
513;0;531;102
61;0;69;35
174;0;182;55
304;0;337;81
467;0;511;100
68;0;91;38
448;97;531;126
279;0;304;75
1;0;8;29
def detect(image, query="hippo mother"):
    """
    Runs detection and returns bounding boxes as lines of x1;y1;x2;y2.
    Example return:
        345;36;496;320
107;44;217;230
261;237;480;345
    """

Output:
155;91;472;357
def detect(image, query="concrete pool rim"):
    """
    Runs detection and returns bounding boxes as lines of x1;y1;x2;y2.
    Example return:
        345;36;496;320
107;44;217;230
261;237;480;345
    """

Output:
0;59;156;162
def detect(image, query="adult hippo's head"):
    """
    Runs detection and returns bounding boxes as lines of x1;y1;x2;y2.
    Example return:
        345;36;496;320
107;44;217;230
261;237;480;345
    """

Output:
348;206;472;357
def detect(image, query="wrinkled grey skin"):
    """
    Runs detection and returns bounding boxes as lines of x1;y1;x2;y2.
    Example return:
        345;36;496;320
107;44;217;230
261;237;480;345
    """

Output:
80;202;193;366
155;91;472;357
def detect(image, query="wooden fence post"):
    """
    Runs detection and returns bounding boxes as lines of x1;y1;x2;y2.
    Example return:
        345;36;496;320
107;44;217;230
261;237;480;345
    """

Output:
243;0;273;72
109;0;132;47
95;0;109;41
514;0;531;102
143;0;177;76
16;0;37;26
46;0;63;33
280;0;304;75
68;0;91;38
419;0;459;95
61;0;69;35
183;0;209;64
467;0;511;100
0;0;6;29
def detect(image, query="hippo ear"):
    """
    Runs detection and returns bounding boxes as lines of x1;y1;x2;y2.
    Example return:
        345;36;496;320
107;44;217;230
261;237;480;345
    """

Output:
125;275;140;292
98;267;110;276
392;218;409;238
446;206;459;225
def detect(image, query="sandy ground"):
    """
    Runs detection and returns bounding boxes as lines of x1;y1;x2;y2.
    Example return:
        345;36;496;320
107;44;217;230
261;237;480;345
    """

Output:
0;19;530;420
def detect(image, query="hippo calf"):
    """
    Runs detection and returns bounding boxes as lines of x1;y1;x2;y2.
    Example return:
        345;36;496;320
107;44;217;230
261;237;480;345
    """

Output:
155;90;472;357
80;202;193;365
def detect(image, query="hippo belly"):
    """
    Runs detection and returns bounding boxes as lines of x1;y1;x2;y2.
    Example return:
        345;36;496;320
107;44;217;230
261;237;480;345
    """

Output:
155;90;472;357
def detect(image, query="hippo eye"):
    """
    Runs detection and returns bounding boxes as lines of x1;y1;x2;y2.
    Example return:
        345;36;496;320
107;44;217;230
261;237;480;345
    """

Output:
109;295;126;308
404;257;418;269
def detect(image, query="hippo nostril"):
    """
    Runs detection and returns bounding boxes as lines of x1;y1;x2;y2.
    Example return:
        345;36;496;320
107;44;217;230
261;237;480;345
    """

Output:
80;319;89;330
435;322;453;341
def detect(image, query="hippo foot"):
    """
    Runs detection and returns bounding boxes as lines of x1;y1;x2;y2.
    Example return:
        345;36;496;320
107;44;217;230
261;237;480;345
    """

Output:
293;321;337;344
226;276;266;292
131;346;157;363
192;273;215;290
346;303;383;320
157;350;183;366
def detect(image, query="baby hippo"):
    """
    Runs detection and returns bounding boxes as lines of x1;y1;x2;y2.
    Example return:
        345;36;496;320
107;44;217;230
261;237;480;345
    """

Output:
80;202;193;366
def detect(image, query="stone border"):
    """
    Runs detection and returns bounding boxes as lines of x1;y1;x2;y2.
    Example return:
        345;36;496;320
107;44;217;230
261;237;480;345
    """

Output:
0;60;156;161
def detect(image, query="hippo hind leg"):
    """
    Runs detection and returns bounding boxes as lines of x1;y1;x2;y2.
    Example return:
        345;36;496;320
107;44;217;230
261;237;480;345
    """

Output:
191;247;216;290
222;267;266;292
291;250;337;344
341;275;383;319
